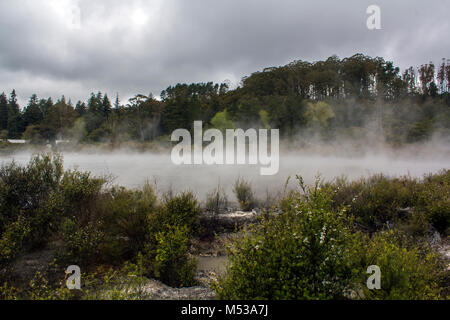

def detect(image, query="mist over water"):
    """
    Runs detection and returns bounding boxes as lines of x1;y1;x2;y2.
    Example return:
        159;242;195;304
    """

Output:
1;144;449;202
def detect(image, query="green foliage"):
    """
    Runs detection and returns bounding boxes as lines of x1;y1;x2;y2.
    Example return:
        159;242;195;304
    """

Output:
328;171;450;235
305;101;335;128
151;191;200;233
0;93;8;132
60;219;104;267
0;130;7;140
210;110;235;132
99;183;157;261
137;191;200;287
233;178;257;211
154;225;197;288
258;110;271;129
60;170;105;221
214;176;448;300
0;153;65;256
1;153;447;299
0;281;21;300
0;154;201;292
3;54;450;145
328;174;415;230
415;171;450;234
1;263;153;300
215;176;359;299
0;216;31;266
357;231;445;300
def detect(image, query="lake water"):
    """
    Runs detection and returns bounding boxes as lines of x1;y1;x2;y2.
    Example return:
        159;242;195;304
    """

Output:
1;148;448;200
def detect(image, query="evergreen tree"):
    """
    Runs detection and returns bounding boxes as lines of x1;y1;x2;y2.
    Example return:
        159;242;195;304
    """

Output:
23;94;44;126
102;94;112;117
75;101;87;116
7;90;25;139
0;92;8;131
85;92;104;133
39;97;53;117
87;92;103;114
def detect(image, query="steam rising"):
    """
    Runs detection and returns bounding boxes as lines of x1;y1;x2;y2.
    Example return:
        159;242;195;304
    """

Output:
1;141;448;202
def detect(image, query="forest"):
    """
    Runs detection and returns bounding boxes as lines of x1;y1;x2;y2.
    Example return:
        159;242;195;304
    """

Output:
1;53;449;146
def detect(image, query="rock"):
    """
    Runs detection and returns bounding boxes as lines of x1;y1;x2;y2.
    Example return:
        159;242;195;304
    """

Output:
199;210;259;233
142;279;216;300
428;231;442;246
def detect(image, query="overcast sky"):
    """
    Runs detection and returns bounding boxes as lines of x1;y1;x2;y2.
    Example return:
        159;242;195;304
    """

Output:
0;0;449;107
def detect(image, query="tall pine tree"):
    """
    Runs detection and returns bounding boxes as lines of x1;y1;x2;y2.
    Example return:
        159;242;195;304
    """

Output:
0;92;8;131
23;94;43;127
7;90;25;139
102;94;112;118
75;101;87;116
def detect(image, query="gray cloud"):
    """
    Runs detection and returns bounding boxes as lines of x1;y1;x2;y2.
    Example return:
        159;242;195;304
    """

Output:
0;0;449;106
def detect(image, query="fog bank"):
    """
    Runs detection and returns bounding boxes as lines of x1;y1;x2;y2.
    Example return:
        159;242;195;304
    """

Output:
1;146;448;201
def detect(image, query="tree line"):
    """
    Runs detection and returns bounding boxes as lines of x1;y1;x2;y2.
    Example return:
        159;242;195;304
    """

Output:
1;53;449;145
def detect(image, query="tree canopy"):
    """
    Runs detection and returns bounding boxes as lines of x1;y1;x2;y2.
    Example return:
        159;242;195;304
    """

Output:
0;54;449;144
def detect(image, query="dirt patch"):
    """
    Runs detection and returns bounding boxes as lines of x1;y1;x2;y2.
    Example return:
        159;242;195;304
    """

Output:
10;241;62;284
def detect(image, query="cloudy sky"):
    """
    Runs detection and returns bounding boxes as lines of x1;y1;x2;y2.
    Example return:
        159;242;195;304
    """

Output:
0;0;449;106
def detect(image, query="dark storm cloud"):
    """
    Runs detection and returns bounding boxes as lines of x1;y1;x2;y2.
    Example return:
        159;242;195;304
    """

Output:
0;0;449;106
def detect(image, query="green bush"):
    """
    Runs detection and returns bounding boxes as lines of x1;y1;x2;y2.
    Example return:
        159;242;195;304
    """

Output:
327;171;449;235
415;170;450;234
356;231;445;300
59;218;104;267
214;176;447;300
328;174;416;230
0;153;67;260
60;170;105;222
0;153;109;267
0;154;201;291
141;191;199;286
215;176;360;299
99;183;157;261
0;153;63;232
153;225;197;287
233;178;257;211
149;191;200;235
0;216;31;266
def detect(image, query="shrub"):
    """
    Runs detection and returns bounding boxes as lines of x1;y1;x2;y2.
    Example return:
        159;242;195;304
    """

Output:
153;225;197;288
99;183;157;261
205;185;229;214
328;174;416;231
60;169;105;223
327;171;449;235
141;192;199;286
233;178;257;211
0;153;201;293
0;153;109;267
0;153;68;254
149;191;200;235
215;176;360;299
0;153;63;232
0;216;31;266
59;218;104;267
415;170;450;235
214;176;448;300
1;263;153;300
356;231;446;300
0;281;21;300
